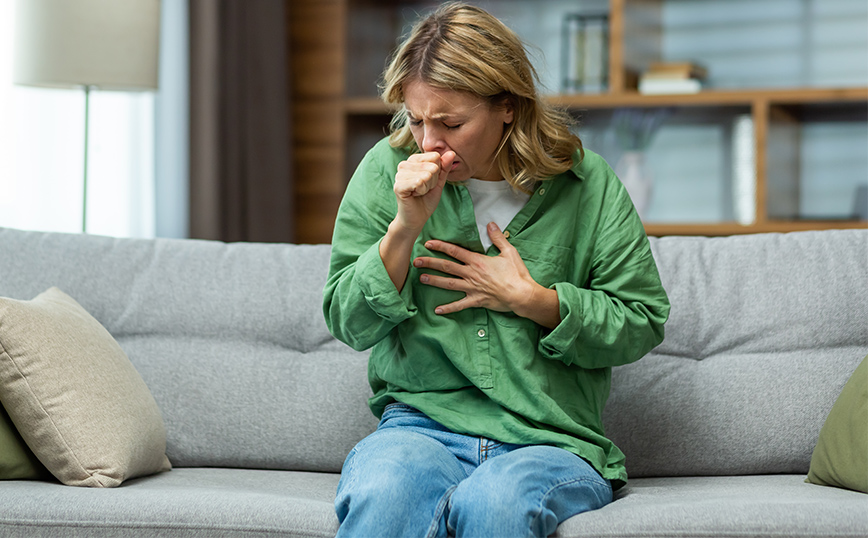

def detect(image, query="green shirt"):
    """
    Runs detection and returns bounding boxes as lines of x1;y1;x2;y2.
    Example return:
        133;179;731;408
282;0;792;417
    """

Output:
323;137;670;487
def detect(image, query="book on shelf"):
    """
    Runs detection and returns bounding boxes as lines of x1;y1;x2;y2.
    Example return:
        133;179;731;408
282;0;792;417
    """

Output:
638;61;707;95
638;78;702;95
643;61;708;80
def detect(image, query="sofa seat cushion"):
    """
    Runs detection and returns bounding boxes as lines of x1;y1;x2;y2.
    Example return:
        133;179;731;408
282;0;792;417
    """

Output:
557;475;868;538
2;471;865;538
0;468;341;538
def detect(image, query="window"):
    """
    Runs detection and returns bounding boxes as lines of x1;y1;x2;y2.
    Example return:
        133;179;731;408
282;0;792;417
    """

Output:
0;0;157;238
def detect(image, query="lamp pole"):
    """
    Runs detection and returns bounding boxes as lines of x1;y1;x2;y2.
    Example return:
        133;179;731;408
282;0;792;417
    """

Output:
82;85;92;233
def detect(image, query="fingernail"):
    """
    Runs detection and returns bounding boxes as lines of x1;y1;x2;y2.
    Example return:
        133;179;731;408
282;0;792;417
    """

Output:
488;222;498;231
434;307;443;314
420;274;429;283
413;259;422;267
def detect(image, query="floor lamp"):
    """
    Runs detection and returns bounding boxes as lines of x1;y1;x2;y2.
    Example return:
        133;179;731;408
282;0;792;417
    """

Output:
13;0;160;234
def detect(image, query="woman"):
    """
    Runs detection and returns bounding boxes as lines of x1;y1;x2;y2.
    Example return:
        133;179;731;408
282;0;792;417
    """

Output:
322;3;670;537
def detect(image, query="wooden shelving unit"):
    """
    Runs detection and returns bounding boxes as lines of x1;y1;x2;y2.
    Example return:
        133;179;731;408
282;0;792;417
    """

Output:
289;0;868;244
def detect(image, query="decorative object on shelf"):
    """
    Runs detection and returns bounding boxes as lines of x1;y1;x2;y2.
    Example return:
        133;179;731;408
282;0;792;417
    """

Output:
13;0;160;234
639;61;707;95
612;108;671;219
732;114;756;225
561;13;609;94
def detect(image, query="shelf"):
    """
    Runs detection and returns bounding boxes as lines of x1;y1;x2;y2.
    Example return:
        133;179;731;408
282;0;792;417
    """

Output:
645;220;868;237
290;0;868;243
549;87;868;109
345;86;868;115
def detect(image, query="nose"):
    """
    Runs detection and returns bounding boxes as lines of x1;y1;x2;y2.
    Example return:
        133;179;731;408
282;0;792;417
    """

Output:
420;124;447;154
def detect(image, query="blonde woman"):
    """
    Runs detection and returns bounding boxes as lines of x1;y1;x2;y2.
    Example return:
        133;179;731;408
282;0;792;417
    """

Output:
323;3;670;536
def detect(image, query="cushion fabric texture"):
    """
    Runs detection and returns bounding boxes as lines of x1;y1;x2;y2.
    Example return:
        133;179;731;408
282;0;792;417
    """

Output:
0;228;379;473
0;287;171;487
604;231;868;478
807;354;868;493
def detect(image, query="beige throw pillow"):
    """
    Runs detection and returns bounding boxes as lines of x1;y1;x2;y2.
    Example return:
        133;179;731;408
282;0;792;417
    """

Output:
0;287;171;487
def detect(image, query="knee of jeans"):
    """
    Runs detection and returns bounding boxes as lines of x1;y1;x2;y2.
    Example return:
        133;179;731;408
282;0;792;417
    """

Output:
447;448;613;537
337;431;464;511
449;476;531;518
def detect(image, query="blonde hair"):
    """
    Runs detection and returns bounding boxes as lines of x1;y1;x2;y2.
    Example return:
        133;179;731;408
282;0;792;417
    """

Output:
381;2;582;192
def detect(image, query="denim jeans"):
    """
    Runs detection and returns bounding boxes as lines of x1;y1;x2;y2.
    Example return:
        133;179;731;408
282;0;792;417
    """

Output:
335;403;613;538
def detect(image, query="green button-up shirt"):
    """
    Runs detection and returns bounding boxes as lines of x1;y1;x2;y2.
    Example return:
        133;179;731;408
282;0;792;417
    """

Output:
323;137;670;487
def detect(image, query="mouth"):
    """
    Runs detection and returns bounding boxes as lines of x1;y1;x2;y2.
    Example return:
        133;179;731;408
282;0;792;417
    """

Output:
450;161;460;171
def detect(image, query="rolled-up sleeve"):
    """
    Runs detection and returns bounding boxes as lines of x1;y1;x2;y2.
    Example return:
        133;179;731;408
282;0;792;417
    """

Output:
322;142;417;351
538;165;669;369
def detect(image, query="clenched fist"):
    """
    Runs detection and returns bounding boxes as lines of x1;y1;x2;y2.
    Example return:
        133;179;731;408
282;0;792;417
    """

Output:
392;150;456;235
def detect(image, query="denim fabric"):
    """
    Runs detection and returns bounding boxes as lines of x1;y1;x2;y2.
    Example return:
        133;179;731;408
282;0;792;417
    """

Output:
335;404;613;538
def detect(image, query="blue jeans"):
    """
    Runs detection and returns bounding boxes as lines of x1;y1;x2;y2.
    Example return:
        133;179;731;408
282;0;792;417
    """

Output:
335;403;613;538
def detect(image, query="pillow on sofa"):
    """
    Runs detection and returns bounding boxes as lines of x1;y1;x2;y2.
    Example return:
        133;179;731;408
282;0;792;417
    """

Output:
0;287;171;487
0;403;51;480
807;354;867;493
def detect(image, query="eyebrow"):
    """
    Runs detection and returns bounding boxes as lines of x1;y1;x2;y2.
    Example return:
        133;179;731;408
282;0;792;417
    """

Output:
405;109;462;122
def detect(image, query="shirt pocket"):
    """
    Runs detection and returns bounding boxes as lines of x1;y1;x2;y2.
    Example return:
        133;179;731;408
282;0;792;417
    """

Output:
493;238;573;328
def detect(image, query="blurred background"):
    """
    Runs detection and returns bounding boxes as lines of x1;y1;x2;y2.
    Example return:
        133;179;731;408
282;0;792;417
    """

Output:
1;0;866;244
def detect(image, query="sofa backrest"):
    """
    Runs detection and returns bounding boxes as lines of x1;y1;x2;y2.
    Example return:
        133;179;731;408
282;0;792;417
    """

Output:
0;227;378;473
1;227;865;478
603;230;868;478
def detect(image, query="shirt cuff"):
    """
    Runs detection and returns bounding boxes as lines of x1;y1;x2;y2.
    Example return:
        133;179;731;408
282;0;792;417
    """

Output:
355;239;417;324
538;282;583;364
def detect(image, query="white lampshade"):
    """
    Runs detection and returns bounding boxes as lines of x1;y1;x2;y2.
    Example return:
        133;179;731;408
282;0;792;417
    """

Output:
14;0;160;91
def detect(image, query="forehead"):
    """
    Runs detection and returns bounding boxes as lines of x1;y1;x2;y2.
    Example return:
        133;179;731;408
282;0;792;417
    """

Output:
403;79;487;118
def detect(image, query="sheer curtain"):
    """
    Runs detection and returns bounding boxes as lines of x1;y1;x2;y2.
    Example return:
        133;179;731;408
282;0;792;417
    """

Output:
0;0;186;239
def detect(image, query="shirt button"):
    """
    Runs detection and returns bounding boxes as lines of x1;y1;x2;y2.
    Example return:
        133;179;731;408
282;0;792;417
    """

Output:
503;230;510;239
539;188;546;196
477;329;486;338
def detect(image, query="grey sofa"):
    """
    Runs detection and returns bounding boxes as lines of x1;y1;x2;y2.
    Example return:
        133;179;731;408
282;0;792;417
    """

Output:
0;225;865;537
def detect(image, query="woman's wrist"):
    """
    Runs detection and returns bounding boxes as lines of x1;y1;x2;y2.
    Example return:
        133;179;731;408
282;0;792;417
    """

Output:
380;218;421;292
512;283;560;330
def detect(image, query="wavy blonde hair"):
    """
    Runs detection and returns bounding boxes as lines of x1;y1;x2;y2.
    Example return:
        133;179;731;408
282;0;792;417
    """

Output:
380;2;582;192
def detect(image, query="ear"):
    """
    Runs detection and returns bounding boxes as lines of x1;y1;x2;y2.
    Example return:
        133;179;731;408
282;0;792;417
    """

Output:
503;105;514;125
492;94;514;125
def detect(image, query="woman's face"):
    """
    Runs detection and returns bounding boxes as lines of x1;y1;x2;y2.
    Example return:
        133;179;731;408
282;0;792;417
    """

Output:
403;80;513;182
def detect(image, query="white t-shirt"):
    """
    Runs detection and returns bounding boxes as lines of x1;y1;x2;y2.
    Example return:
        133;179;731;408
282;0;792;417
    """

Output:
464;179;531;251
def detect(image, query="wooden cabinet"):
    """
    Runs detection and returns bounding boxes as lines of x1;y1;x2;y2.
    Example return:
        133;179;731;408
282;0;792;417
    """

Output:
289;0;868;243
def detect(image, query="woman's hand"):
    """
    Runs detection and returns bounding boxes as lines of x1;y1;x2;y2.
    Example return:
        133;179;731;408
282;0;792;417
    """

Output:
413;222;561;329
379;150;455;293
392;151;455;236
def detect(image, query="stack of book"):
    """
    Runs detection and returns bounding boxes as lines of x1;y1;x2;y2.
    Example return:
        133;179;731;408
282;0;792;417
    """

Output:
638;62;707;95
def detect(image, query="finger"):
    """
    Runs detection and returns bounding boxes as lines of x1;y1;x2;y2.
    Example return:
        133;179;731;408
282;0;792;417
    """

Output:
486;222;513;251
423;239;473;264
433;296;476;316
419;273;468;292
413;256;467;278
408;151;443;164
439;151;456;181
395;162;442;197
